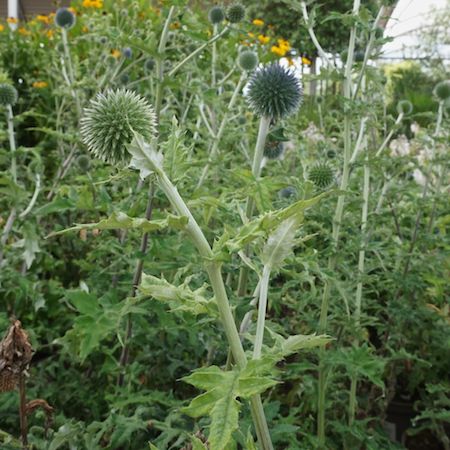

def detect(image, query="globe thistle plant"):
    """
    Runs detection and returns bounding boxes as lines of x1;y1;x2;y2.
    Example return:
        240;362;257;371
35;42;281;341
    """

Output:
247;63;302;120
208;6;225;24
0;84;18;106
238;50;258;72
397;100;413;115
55;7;76;29
434;80;450;101
80;89;157;165
226;4;245;23
308;162;334;189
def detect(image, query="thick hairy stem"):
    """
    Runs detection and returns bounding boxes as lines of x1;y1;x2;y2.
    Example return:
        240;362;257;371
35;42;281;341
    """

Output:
237;116;271;296
211;24;218;86
155;168;273;449
317;1;360;446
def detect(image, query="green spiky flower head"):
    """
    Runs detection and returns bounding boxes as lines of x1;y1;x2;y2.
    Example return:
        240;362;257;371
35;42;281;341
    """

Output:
226;3;245;23
397;100;413;115
238;50;258;72
55;7;76;29
263;140;283;159
308;162;334;189
209;6;225;24
246;63;302;119
76;154;91;171
80;89;157;165
0;83;18;106
434;80;450;101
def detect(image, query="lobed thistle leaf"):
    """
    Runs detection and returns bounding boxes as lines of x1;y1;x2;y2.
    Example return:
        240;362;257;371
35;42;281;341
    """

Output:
434;80;450;101
226;4;245;23
246;63;302;119
397;100;413;115
0;83;18;106
80;89;157;165
208;6;225;24
308;162;334;189
55;7;76;29
238;50;258;72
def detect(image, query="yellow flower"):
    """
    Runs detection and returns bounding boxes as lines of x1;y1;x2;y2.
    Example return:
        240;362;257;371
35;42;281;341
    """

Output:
18;27;31;36
36;15;50;24
170;21;180;29
111;49;121;58
68;7;77;15
0;25;4;32
82;0;103;8
82;26;89;33
7;17;18;24
258;34;270;45
301;56;312;66
46;29;54;39
277;38;290;51
32;81;48;88
252;19;264;26
248;32;255;38
271;45;286;57
287;57;295;66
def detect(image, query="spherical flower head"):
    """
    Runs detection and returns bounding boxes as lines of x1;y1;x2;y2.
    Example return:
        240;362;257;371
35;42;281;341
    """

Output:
55;8;76;29
226;4;245;23
397;100;413;115
246;63;302;119
434;80;450;101
308;162;334;189
76;154;91;171
208;6;225;24
263;140;283;159
0;83;18;106
122;47;132;59
144;58;155;72
279;186;296;199
80;89;157;165
238;50;258;72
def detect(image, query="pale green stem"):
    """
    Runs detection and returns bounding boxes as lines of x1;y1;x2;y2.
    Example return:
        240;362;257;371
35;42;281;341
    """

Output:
349;137;370;426
211;23;218;86
6;105;17;184
145;160;273;450
317;1;360;446
402;101;444;277
237;116;271;296
350;116;368;165
352;6;386;100
61;28;82;118
375;113;403;158
168;26;230;78
253;265;271;359
301;2;332;67
19;174;41;219
196;73;246;189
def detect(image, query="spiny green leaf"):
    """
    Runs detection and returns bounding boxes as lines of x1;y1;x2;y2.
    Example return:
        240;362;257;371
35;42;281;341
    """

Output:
209;395;240;450
47;211;188;237
139;274;217;317
262;214;303;270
